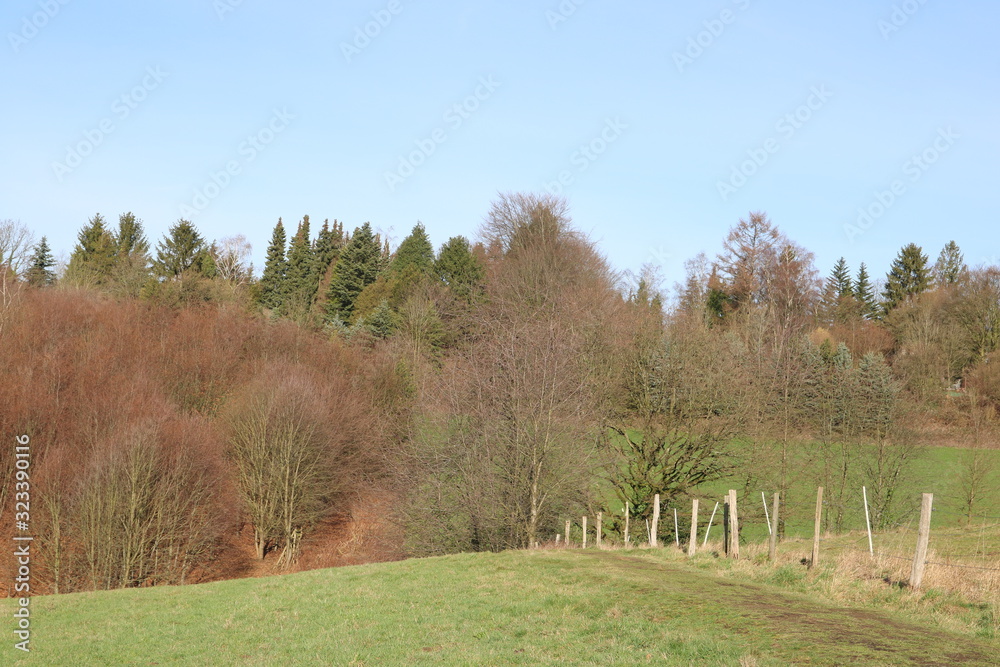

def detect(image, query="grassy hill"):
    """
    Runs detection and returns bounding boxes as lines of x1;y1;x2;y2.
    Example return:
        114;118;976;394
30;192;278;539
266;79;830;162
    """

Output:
4;548;997;666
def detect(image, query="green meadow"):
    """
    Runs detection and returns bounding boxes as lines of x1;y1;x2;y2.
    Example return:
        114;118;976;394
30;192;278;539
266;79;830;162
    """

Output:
4;547;998;666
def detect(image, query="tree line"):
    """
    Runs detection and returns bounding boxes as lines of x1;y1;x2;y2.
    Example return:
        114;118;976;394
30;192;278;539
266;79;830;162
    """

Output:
1;199;997;586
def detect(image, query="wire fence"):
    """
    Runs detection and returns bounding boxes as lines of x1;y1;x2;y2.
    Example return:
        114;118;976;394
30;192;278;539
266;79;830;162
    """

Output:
558;489;1000;579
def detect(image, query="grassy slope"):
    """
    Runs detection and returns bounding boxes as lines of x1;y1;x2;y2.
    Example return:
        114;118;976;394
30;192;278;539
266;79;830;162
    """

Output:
691;442;1000;542
4;549;997;666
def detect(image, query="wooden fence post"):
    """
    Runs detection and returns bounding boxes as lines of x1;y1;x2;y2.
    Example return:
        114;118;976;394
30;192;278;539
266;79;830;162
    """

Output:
768;493;780;562
723;498;730;556
810;487;823;569
556;534;560;545
687;499;699;557
863;486;874;557
674;508;680;548
624;502;630;547
596;512;602;548
582;516;588;549
651;494;660;547
727;490;739;559
762;492;771;536
565;520;571;546
910;493;933;590
703;501;719;548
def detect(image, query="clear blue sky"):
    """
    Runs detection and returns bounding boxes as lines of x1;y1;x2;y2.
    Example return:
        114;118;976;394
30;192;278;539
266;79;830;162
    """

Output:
3;0;998;291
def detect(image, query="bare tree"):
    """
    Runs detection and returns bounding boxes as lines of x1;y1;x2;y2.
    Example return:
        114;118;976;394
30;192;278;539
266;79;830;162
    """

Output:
0;220;33;335
405;193;625;553
212;235;253;286
0;219;35;275
226;367;356;567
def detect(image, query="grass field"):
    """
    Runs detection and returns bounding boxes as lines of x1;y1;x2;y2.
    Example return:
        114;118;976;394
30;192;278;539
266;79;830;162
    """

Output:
680;441;1000;543
4;547;999;666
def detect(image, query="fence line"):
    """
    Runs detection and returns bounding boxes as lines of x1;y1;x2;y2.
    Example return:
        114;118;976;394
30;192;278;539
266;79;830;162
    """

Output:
555;487;1000;585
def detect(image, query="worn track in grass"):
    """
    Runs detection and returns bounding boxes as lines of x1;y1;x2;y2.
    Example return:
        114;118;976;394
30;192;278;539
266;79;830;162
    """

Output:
2;549;996;665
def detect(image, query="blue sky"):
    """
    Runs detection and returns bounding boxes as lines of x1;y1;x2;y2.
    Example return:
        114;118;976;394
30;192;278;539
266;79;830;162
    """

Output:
3;0;998;292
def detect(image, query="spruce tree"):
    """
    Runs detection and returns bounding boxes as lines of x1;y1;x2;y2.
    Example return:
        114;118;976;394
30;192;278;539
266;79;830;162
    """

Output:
854;263;878;320
818;258;851;326
153;219;207;279
932;240;966;287
259;219;288;310
882;243;930;314
326;222;382;321
391;223;434;275
312;219;343;283
365;300;398;339
434;236;484;302
282;216;316;319
830;257;852;297
25;237;56;287
66;214;117;285
115;212;150;258
112;212;152;295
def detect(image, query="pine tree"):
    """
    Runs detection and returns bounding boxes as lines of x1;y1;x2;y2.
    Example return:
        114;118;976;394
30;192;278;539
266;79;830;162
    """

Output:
259;219;288;311
66;214;117;286
326;222;382;321
114;212;150;258
153;219;207;279
819;257;860;325
25;237;56;287
854;263;878;320
882;243;930;314
364;300;398;339
391;223;434;275
312;219;343;283
434;236;484;302
111;212;152;295
283;215;315;318
830;257;852;297
932;240;966;287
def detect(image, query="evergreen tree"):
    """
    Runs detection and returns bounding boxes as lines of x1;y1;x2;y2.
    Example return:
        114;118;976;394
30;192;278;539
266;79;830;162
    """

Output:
66;214;116;285
153;219;207;279
391;223;434;275
312;219;343;282
819;257;858;326
259;219;288;310
326;222;382;321
932;240;966;287
283;215;315;317
114;212;150;258
111;212;152;295
434;236;484;302
830;257;852;297
854;263;878;320
882;243;930;314
364;300;398;339
25;237;56;287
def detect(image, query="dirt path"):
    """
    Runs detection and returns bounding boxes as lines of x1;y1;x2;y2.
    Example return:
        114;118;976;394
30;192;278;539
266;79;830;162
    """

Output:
579;551;997;666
